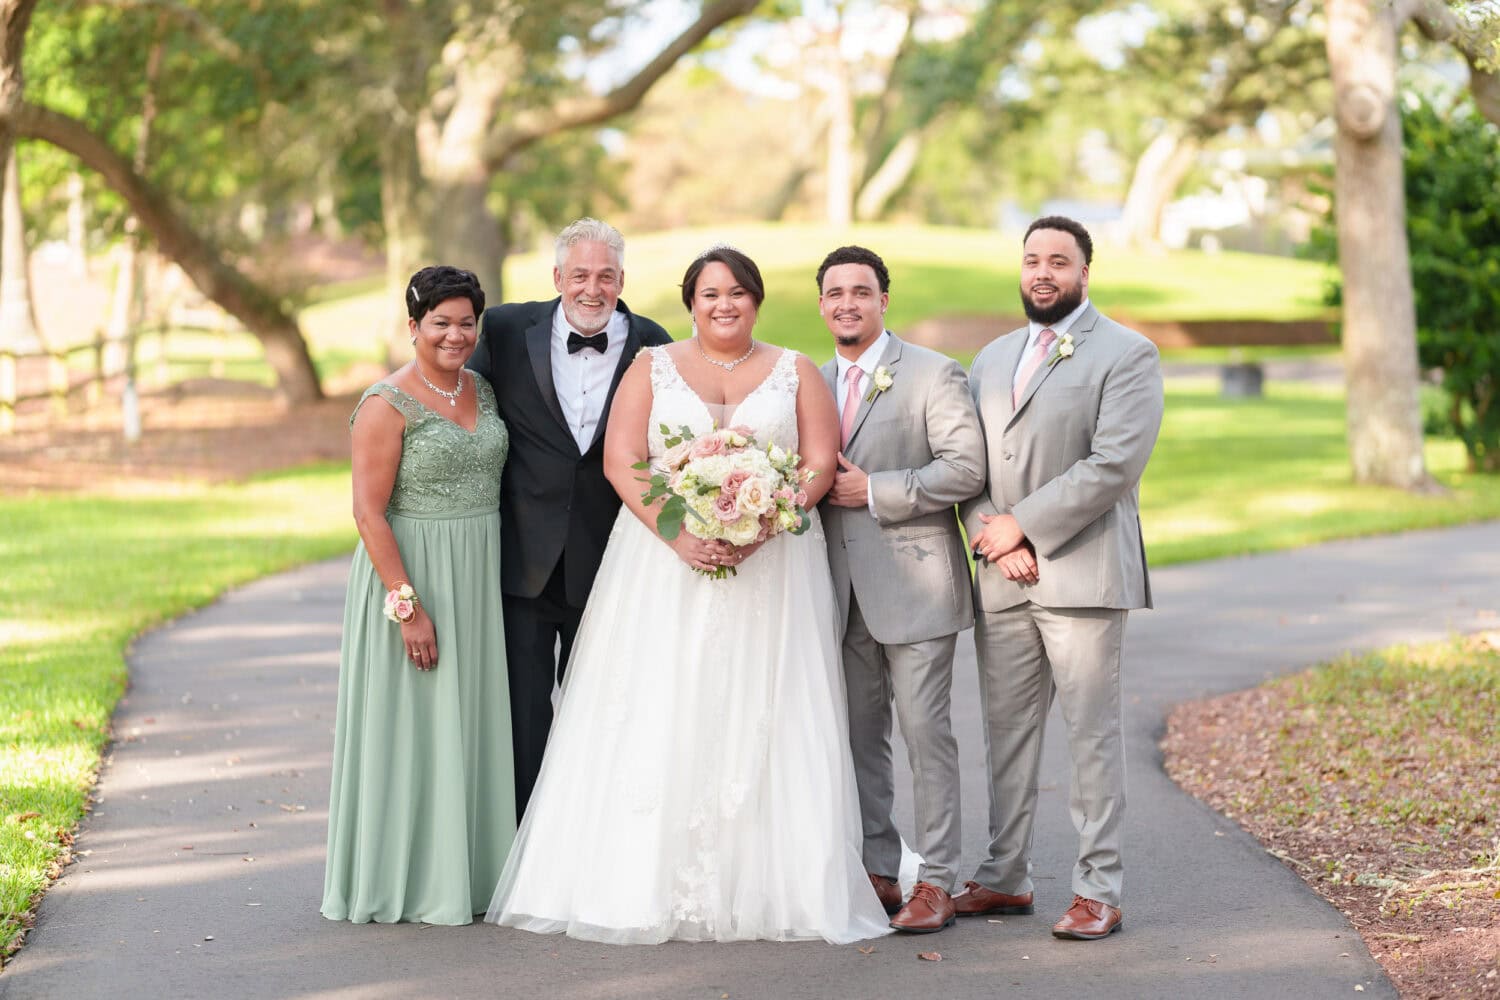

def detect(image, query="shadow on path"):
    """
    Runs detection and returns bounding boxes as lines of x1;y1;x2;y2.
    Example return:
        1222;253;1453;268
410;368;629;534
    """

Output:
8;521;1499;999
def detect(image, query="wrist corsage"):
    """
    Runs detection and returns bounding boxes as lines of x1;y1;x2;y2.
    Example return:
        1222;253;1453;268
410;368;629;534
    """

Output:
383;582;421;624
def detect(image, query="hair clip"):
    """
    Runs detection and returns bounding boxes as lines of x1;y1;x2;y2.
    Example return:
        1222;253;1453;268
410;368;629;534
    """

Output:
409;286;420;304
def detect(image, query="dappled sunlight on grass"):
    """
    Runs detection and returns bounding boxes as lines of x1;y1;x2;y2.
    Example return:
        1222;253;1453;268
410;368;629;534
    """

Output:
0;463;357;957
1144;384;1500;565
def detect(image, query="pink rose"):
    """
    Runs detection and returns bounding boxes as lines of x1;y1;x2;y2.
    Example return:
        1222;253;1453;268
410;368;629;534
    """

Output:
713;492;741;523
690;433;727;459
794;489;809;508
394;599;415;621
722;469;753;497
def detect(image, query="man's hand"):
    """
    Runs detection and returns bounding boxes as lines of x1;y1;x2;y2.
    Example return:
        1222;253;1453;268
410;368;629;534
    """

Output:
972;512;1026;562
826;452;871;508
997;542;1038;584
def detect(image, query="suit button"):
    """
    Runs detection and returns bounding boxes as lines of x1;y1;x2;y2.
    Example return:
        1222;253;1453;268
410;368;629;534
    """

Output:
1003;452;1014;461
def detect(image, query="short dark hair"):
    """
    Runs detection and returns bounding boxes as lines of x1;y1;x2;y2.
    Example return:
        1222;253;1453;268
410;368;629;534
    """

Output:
815;245;890;293
680;247;765;311
406;265;485;322
1024;216;1093;267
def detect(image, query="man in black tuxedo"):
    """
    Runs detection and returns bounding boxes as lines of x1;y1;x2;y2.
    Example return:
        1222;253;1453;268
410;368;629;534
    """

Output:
467;218;671;816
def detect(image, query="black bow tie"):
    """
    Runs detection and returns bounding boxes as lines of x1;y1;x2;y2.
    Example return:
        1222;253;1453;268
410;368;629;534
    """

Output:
567;330;609;355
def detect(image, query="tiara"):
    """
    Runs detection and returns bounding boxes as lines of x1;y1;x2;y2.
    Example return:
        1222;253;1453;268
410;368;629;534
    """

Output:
696;241;744;260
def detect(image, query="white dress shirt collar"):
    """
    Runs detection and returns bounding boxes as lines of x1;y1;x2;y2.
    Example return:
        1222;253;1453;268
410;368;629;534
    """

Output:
834;330;891;385
1026;298;1090;352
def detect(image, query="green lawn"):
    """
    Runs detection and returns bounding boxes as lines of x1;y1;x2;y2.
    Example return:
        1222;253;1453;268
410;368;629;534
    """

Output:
1143;381;1500;564
0;465;358;959
127;222;1333;386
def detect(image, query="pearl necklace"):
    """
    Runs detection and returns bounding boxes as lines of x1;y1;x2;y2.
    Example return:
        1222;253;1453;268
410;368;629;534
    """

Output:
417;366;464;407
695;336;756;373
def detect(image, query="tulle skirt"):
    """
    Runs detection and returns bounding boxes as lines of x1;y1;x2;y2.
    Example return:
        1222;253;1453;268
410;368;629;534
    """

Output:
486;509;891;945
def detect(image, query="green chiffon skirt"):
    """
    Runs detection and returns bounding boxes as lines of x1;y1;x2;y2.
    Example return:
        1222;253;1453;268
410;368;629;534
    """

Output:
322;508;516;924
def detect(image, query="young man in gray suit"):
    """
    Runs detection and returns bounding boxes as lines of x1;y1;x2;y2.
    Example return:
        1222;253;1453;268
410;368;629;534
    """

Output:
958;216;1164;940
818;246;986;934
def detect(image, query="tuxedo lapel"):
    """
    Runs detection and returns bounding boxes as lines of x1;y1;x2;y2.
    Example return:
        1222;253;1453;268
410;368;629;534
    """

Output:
844;335;903;449
588;300;645;453
1008;305;1098;425
525;299;573;446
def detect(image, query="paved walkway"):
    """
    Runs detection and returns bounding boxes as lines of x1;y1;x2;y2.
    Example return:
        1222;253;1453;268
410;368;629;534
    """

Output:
6;521;1499;999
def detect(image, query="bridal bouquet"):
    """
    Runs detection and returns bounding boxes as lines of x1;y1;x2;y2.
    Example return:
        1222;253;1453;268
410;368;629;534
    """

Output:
635;424;814;578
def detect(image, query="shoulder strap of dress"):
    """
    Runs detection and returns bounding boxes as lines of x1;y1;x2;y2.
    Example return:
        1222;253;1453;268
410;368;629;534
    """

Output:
350;382;419;429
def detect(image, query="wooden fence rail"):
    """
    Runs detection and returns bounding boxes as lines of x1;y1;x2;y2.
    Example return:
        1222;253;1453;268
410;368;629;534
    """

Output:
0;327;242;435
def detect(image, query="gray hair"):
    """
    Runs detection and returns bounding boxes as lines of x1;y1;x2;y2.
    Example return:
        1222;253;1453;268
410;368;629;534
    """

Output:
554;218;625;271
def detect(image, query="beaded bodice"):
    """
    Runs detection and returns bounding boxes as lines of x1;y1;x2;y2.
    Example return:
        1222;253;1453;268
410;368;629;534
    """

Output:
353;379;508;515
645;346;801;461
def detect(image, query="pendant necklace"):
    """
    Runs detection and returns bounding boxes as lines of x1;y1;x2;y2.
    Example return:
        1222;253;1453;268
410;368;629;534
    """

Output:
418;367;464;407
695;337;756;373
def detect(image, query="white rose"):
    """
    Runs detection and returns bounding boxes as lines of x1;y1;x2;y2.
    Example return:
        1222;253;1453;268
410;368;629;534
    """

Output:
736;476;774;517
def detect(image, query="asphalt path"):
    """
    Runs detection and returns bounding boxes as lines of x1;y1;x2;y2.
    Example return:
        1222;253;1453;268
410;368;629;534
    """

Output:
6;520;1498;999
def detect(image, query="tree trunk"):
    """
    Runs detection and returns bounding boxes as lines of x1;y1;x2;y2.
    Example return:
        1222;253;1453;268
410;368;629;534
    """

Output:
854;130;922;222
1120;130;1201;249
0;146;41;350
824;60;854;227
1326;0;1432;490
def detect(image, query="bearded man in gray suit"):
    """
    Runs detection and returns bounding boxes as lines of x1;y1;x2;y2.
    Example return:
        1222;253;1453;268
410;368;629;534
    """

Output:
957;216;1164;940
818;246;985;934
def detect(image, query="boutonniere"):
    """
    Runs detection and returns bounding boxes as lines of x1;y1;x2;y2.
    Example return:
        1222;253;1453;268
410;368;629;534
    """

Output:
1047;333;1075;368
864;366;894;402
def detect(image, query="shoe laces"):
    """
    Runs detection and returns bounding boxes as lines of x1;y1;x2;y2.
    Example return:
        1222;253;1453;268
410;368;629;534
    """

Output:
912;882;946;903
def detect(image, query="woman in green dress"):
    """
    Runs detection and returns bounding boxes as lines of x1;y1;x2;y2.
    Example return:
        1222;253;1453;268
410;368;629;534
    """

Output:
322;265;516;924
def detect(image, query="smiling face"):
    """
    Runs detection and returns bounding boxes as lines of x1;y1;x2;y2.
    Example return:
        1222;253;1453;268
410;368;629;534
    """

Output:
819;262;888;354
691;261;758;349
1020;226;1089;326
554;239;623;335
409;296;478;374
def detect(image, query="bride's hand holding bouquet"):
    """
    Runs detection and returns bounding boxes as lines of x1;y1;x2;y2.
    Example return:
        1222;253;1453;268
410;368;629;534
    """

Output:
635;424;815;579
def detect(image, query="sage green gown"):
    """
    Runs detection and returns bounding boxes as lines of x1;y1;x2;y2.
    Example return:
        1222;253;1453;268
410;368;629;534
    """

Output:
322;380;516;925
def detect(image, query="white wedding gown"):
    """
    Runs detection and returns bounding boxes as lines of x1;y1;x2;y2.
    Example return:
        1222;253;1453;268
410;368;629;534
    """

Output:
486;347;892;945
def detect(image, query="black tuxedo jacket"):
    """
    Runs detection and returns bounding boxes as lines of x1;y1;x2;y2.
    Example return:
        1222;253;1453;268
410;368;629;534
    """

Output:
468;297;671;606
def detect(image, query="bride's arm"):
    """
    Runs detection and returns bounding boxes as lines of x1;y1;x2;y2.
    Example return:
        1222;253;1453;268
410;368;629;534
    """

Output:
794;353;840;506
604;353;730;572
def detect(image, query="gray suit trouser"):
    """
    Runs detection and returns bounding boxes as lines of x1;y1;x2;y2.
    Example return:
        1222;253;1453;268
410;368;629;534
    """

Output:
973;603;1127;908
843;593;961;892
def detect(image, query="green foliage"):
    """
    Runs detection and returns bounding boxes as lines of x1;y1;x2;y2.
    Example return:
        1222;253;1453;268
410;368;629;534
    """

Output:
1403;94;1500;472
0;465;358;960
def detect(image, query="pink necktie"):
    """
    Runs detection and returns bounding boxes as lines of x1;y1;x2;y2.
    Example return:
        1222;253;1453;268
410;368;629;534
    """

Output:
840;365;864;446
1012;328;1057;408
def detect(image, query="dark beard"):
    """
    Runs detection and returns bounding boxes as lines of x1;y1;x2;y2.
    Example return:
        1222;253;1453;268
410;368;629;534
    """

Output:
1020;283;1083;326
835;333;865;347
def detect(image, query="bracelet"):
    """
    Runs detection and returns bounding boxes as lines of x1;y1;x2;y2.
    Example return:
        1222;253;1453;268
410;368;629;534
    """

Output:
383;582;421;624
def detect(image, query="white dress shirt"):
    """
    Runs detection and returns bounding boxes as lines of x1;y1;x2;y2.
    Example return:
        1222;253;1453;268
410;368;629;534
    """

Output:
551;305;628;452
1012;297;1090;397
833;330;891;516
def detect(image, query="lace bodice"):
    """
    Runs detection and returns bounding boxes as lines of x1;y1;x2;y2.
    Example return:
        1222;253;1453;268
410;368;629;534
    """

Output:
353;379;508;516
645;346;801;460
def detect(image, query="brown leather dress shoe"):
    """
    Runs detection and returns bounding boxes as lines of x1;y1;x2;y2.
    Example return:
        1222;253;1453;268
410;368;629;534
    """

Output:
889;881;956;934
868;873;903;915
952;880;1035;916
1051;895;1122;940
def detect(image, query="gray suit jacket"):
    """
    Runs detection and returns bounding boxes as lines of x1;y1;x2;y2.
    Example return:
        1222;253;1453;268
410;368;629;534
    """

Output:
821;335;986;645
960;305;1164;613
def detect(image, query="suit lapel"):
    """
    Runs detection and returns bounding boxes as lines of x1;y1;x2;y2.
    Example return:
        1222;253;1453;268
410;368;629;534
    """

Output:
1008;304;1098;425
989;327;1028;425
587;300;645;453
525;298;574;448
844;334;902;449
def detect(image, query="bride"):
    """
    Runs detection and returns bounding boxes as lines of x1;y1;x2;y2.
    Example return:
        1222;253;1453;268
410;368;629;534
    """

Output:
486;246;892;945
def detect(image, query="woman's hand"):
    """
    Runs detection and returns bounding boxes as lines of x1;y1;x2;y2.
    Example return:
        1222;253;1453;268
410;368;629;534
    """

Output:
669;532;736;573
400;608;438;671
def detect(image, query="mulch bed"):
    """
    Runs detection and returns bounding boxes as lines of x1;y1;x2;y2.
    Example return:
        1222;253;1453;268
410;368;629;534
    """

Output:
1162;635;1500;1000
